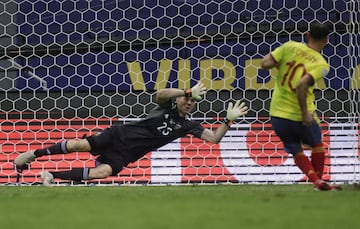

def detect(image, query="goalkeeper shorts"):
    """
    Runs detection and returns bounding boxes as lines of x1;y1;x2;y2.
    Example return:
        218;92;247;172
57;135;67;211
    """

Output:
86;126;127;175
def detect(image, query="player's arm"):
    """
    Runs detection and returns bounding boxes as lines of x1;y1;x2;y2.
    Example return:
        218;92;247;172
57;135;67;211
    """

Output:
261;42;288;70
155;88;186;105
200;101;248;143
261;53;279;70
296;74;315;126
155;81;206;105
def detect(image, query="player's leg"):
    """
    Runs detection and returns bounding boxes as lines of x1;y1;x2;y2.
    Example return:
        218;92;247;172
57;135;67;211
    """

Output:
293;151;323;184
310;143;325;178
303;122;342;190
40;143;124;186
301;121;326;179
35;139;91;156
271;117;327;189
293;150;332;190
88;164;113;179
14;139;91;169
40;126;120;186
41;164;113;186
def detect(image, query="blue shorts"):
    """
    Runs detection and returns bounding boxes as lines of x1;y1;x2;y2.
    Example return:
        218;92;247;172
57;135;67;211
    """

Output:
270;116;322;155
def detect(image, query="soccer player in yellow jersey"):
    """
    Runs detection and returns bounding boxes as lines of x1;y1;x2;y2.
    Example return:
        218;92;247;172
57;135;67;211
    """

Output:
261;22;341;191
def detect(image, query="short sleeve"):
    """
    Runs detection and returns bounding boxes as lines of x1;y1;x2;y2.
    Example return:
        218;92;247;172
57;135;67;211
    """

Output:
270;42;286;63
308;63;330;82
186;121;205;138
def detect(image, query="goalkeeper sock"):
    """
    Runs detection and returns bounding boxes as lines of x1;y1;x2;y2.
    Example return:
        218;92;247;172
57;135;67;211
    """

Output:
34;141;69;157
51;168;90;181
294;152;319;183
311;144;325;179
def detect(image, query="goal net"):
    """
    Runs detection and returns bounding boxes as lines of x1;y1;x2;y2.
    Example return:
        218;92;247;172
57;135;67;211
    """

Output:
0;0;359;185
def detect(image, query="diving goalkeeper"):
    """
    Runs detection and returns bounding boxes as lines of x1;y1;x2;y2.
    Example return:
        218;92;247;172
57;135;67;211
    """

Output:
14;81;248;186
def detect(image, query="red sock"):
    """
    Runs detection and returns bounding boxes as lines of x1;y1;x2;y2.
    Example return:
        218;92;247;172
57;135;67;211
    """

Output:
294;152;319;183
311;153;325;179
311;144;325;179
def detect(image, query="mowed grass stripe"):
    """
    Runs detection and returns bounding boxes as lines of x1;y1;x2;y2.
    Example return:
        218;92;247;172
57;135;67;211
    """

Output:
0;185;359;229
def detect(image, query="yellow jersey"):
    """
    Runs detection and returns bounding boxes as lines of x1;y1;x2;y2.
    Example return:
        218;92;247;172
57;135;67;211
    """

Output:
270;41;330;121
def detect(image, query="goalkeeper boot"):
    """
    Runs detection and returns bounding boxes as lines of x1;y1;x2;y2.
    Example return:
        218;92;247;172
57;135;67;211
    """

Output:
40;170;54;187
14;151;36;171
314;180;332;191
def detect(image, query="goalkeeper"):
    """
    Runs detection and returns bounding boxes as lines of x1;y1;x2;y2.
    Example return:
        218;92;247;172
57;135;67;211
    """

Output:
261;22;341;191
14;81;248;186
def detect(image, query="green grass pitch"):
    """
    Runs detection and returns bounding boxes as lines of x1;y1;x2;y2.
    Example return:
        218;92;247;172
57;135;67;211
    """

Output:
0;184;359;229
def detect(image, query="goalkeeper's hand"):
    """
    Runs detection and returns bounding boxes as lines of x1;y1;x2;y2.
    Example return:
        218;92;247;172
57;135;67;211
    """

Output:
226;100;248;124
185;81;207;101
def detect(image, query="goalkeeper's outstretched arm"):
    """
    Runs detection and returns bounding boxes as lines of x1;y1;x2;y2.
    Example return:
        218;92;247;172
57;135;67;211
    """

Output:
200;101;248;144
156;81;206;105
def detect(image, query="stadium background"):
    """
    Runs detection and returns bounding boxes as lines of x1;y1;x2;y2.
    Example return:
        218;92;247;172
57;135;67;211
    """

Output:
0;0;359;185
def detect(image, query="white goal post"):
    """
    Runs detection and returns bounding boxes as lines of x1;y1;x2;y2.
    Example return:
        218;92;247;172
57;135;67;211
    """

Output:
0;0;359;185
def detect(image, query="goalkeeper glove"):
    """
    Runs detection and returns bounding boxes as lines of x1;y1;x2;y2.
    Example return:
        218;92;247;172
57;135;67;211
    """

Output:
224;100;248;126
184;81;207;101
